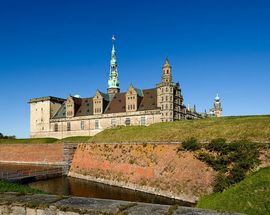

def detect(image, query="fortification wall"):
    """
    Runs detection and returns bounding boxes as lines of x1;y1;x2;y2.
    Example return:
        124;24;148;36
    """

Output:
69;143;216;203
0;144;64;165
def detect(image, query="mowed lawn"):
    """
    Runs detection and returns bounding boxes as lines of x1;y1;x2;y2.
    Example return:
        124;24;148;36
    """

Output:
197;167;270;215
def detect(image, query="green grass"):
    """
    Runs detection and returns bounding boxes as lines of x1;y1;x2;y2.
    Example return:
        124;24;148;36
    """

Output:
91;115;270;143
2;115;270;144
197;167;270;215
57;136;93;143
0;180;44;194
0;138;58;144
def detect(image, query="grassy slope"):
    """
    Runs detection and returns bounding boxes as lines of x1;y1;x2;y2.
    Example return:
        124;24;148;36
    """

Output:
1;115;270;144
0;180;44;194
197;167;270;215
91;115;270;143
0;138;58;144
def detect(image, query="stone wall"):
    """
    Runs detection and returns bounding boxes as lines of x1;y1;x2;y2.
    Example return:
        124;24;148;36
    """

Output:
0;144;64;165
69;143;216;203
0;193;244;215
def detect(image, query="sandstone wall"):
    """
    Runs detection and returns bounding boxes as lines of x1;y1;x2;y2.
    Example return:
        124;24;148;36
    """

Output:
0;144;64;165
69;143;216;203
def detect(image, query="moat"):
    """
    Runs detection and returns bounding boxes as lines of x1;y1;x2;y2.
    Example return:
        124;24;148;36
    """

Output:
29;176;192;206
0;163;192;206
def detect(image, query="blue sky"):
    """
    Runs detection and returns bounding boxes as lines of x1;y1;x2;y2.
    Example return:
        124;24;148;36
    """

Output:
0;0;269;138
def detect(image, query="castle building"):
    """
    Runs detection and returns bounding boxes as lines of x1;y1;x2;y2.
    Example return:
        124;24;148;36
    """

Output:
29;38;203;139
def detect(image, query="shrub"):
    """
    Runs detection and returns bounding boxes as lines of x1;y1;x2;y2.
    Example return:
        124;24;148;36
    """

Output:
185;138;261;192
182;138;201;151
213;172;230;192
206;138;227;154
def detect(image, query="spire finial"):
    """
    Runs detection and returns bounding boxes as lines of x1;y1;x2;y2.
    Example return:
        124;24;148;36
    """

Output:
108;35;120;91
165;56;169;64
112;35;116;43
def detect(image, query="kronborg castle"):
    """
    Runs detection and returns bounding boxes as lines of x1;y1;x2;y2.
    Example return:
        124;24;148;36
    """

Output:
29;38;222;139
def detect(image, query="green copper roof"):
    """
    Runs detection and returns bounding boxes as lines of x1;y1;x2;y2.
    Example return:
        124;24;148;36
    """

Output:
108;36;120;89
215;93;220;101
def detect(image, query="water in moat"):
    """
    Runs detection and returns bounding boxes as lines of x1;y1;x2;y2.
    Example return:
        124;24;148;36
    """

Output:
29;176;193;206
0;164;192;206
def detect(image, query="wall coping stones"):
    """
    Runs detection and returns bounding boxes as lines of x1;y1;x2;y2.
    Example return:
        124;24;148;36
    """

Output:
0;193;245;215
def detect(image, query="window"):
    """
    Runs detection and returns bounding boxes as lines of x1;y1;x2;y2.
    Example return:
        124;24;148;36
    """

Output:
67;122;71;131
141;117;146;126
111;118;116;127
125;118;131;126
81;121;85;130
54;124;58;132
95;120;99;129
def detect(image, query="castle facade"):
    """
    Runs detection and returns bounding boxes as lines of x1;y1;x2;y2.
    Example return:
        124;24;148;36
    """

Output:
29;39;220;139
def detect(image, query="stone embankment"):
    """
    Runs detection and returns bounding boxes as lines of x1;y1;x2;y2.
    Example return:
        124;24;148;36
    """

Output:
69;143;216;203
0;192;244;215
0;144;64;165
0;143;78;175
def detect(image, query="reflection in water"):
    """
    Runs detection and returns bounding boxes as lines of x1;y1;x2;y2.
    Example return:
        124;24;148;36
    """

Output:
29;176;192;206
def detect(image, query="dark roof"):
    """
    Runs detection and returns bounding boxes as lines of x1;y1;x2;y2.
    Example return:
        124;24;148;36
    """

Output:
138;88;157;111
52;102;67;119
104;93;126;114
51;88;158;119
29;96;65;104
75;98;93;117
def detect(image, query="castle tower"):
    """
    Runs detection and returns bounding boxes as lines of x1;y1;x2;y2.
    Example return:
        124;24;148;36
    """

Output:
157;58;174;122
213;94;222;117
162;57;172;84
107;35;120;98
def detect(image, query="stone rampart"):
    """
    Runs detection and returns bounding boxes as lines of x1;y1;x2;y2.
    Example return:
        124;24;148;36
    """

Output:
0;144;64;165
69;143;216;203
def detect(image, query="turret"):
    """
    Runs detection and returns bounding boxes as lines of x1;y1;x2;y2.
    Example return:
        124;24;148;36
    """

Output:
162;57;172;84
213;93;222;117
107;35;120;98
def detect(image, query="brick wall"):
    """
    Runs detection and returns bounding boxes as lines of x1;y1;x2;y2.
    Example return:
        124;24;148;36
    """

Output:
70;143;216;202
0;144;64;165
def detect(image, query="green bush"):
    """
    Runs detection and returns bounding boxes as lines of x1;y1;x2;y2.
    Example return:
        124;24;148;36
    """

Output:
185;138;261;192
205;138;227;154
182;138;201;151
213;172;230;192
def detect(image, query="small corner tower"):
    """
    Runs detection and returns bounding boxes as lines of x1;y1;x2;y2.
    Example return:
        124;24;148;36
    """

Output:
162;57;172;84
108;35;120;98
213;93;222;117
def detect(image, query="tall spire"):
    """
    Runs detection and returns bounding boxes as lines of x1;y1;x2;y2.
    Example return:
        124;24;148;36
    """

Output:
108;35;120;91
